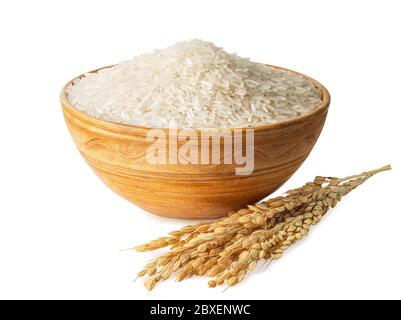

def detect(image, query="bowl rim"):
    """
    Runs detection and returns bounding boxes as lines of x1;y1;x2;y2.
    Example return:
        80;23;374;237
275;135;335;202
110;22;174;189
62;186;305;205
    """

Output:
61;64;330;135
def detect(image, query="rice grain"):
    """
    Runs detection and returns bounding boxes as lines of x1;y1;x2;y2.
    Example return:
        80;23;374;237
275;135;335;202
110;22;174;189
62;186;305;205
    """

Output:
67;40;322;129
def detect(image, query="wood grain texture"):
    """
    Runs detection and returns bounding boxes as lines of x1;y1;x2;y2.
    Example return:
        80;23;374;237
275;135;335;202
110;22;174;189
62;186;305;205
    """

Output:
61;65;330;218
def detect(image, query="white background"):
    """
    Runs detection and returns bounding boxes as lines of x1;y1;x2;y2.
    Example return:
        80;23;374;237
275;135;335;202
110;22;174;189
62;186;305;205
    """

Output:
0;0;400;300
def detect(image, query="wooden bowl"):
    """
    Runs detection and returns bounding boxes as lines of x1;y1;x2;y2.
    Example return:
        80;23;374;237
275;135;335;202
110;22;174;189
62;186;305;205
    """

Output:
61;65;330;219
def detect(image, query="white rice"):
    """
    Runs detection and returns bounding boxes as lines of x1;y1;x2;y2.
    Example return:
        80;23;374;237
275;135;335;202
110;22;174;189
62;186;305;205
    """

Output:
66;40;322;129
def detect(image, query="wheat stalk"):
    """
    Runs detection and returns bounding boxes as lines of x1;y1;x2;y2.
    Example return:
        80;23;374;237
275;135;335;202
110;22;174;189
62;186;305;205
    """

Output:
134;165;391;290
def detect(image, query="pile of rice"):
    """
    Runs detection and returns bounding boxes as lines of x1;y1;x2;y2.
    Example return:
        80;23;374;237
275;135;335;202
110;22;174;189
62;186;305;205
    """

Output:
67;40;322;129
